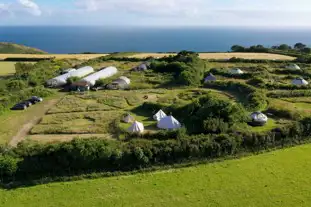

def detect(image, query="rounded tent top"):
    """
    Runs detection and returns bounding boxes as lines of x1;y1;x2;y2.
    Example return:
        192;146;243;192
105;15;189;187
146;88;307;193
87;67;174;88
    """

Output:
128;121;144;133
286;64;301;70
157;115;181;130
230;68;244;75
292;77;308;86
123;113;135;123
204;73;216;83
251;112;268;125
153;109;167;121
119;76;131;84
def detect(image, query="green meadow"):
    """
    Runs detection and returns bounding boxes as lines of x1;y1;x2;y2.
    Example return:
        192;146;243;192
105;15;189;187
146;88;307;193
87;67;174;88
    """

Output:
1;144;311;207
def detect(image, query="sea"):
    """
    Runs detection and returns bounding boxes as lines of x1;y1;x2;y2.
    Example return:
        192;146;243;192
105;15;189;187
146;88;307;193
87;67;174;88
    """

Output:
1;26;311;54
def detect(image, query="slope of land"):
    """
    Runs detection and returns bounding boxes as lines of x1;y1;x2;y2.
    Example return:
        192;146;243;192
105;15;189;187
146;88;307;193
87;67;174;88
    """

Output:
129;52;295;60
0;42;47;54
1;144;311;207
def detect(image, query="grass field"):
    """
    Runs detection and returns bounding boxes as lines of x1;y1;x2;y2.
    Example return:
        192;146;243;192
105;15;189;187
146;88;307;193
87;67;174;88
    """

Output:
0;94;62;145
0;54;108;60
1;144;311;206
0;62;16;76
128;52;295;60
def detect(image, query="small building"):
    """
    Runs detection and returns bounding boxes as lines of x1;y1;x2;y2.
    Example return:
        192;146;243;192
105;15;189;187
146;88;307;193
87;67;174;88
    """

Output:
107;76;130;90
71;81;91;91
153;109;167;121
292;77;309;86
230;68;244;75
128;121;144;133
157;115;181;130
250;112;268;126
131;63;148;72
204;73;217;83
286;64;301;70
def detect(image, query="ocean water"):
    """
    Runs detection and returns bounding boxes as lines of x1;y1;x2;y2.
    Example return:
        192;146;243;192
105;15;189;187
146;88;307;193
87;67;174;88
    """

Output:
0;26;311;54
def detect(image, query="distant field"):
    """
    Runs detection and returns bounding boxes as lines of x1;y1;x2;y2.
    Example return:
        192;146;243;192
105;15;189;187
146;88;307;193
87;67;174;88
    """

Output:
0;54;108;60
0;62;16;76
0;52;295;61
1;144;311;206
129;52;295;60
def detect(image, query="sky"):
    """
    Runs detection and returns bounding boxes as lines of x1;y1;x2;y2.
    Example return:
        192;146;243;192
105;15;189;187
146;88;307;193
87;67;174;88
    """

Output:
0;0;311;26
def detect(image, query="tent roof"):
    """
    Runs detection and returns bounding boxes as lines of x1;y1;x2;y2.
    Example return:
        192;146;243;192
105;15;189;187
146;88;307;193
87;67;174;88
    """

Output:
128;121;144;133
153;109;167;121
157;115;181;129
251;112;268;123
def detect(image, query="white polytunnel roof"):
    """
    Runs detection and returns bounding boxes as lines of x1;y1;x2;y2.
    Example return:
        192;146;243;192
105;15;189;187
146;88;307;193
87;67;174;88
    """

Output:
81;66;118;87
46;66;94;87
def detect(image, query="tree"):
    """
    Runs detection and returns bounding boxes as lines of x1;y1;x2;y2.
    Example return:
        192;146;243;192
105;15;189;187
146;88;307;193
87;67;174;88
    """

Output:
302;47;311;54
66;76;80;85
231;45;245;52
278;44;292;50
294;43;307;50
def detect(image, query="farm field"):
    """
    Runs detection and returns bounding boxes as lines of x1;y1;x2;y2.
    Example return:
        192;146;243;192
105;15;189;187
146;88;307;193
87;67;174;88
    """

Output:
0;62;16;76
0;53;108;60
1;144;311;207
0;52;295;61
128;52;295;60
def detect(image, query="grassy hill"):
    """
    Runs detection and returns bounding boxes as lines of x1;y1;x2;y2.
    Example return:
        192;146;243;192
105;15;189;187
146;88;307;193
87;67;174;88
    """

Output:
0;42;47;54
1;144;311;207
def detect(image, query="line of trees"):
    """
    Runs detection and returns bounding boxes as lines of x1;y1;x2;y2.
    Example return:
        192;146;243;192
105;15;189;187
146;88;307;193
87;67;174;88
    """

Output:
231;43;311;54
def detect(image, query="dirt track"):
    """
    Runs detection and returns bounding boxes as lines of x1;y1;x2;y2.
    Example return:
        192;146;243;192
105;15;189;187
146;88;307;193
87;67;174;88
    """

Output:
9;99;59;147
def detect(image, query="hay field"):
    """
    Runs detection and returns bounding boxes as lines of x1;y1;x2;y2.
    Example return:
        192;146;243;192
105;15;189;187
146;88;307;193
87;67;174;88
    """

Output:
0;62;16;76
1;144;311;207
0;54;108;60
129;52;295;60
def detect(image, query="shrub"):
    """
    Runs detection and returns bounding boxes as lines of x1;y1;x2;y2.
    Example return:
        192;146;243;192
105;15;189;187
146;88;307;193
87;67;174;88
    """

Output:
204;81;267;110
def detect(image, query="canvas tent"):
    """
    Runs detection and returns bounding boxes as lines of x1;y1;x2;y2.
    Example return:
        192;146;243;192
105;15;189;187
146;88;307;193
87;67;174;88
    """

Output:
286;64;301;70
250;112;268;126
153;110;167;121
204;73;216;83
128;121;144;133
123;114;135;123
157;115;181;130
292;78;309;86
230;68;244;75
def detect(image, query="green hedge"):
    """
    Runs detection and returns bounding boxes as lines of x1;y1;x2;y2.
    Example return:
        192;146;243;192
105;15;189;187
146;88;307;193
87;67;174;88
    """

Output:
267;90;311;98
1;117;311;184
203;81;267;110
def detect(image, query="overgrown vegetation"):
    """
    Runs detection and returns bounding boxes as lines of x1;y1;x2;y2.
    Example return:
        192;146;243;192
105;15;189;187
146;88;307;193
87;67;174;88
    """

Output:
2;49;311;188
